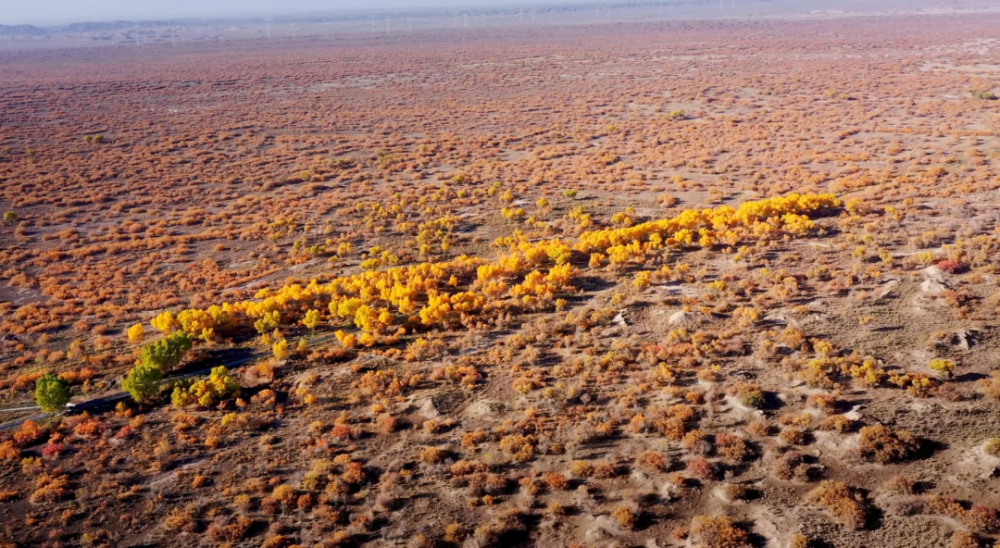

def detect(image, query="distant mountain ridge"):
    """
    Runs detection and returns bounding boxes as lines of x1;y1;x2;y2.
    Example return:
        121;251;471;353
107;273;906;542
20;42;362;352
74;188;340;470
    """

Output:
0;24;47;36
64;21;165;32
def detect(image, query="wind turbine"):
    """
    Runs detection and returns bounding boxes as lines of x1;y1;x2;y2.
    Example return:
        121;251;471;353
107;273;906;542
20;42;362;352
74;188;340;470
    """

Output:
265;18;272;40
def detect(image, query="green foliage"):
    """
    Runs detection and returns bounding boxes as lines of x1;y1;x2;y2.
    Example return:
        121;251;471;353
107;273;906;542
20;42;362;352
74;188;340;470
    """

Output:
563;189;578;199
139;331;193;372
741;388;766;409
35;374;70;412
171;366;241;408
667;109;687;120
731;381;766;409
972;90;998;100
124;362;164;402
2;211;18;224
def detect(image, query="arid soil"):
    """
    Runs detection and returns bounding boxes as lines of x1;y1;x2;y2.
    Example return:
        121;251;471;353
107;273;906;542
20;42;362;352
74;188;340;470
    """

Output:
1;9;1000;548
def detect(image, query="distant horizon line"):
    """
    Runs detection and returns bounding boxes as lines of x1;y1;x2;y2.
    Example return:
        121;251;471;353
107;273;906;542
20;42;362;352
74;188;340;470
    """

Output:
2;0;642;27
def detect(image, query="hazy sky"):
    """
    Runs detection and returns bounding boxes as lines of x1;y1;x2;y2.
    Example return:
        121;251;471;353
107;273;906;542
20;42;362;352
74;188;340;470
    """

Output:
4;0;570;25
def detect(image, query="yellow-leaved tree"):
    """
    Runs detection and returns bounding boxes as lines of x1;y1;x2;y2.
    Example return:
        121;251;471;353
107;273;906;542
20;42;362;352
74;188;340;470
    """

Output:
127;323;145;343
302;309;321;331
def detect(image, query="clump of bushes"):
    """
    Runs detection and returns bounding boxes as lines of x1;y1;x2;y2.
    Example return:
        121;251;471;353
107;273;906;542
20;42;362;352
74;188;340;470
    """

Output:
611;505;637;531
418;446;449;465
951;530;981;548
929;358;956;378
688;515;752;548
883;474;916;495
817;414;854;433
807;480;870;530
716;433;751;462
722;483;752;501
984;438;1000;457
687;457;718;481
936;259;965;274
790;533;812;548
729;382;766;409
858;425;920;464
171;366;241;408
926;495;1000;534
772;450;821;482
470;509;527;547
779;427;808;446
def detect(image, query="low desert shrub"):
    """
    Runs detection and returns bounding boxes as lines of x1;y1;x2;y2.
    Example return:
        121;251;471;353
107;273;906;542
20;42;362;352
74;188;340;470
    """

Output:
544;473;570;490
689;515;752;548
772;451;819;481
858;425;920;464
687;457;717;481
985;438;1000;458
611;505;637;531
807;480;869;530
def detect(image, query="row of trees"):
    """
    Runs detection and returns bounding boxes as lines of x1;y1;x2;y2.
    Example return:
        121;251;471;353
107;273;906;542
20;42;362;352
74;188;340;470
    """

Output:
28;193;842;416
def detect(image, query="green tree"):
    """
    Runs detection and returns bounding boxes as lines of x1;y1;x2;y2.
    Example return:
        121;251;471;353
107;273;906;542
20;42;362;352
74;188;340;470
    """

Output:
138;331;193;372
35;374;70;412
123;362;164;402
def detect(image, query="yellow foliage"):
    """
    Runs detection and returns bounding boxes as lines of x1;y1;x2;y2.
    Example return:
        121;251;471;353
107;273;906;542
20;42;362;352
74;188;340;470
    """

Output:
302;309;321;330
273;338;289;360
127;323;145;343
151;311;178;334
130;195;835;356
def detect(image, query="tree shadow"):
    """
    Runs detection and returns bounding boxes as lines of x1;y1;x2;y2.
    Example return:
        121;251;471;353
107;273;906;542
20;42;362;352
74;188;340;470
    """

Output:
739;520;768;548
864;503;885;531
953;372;987;383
